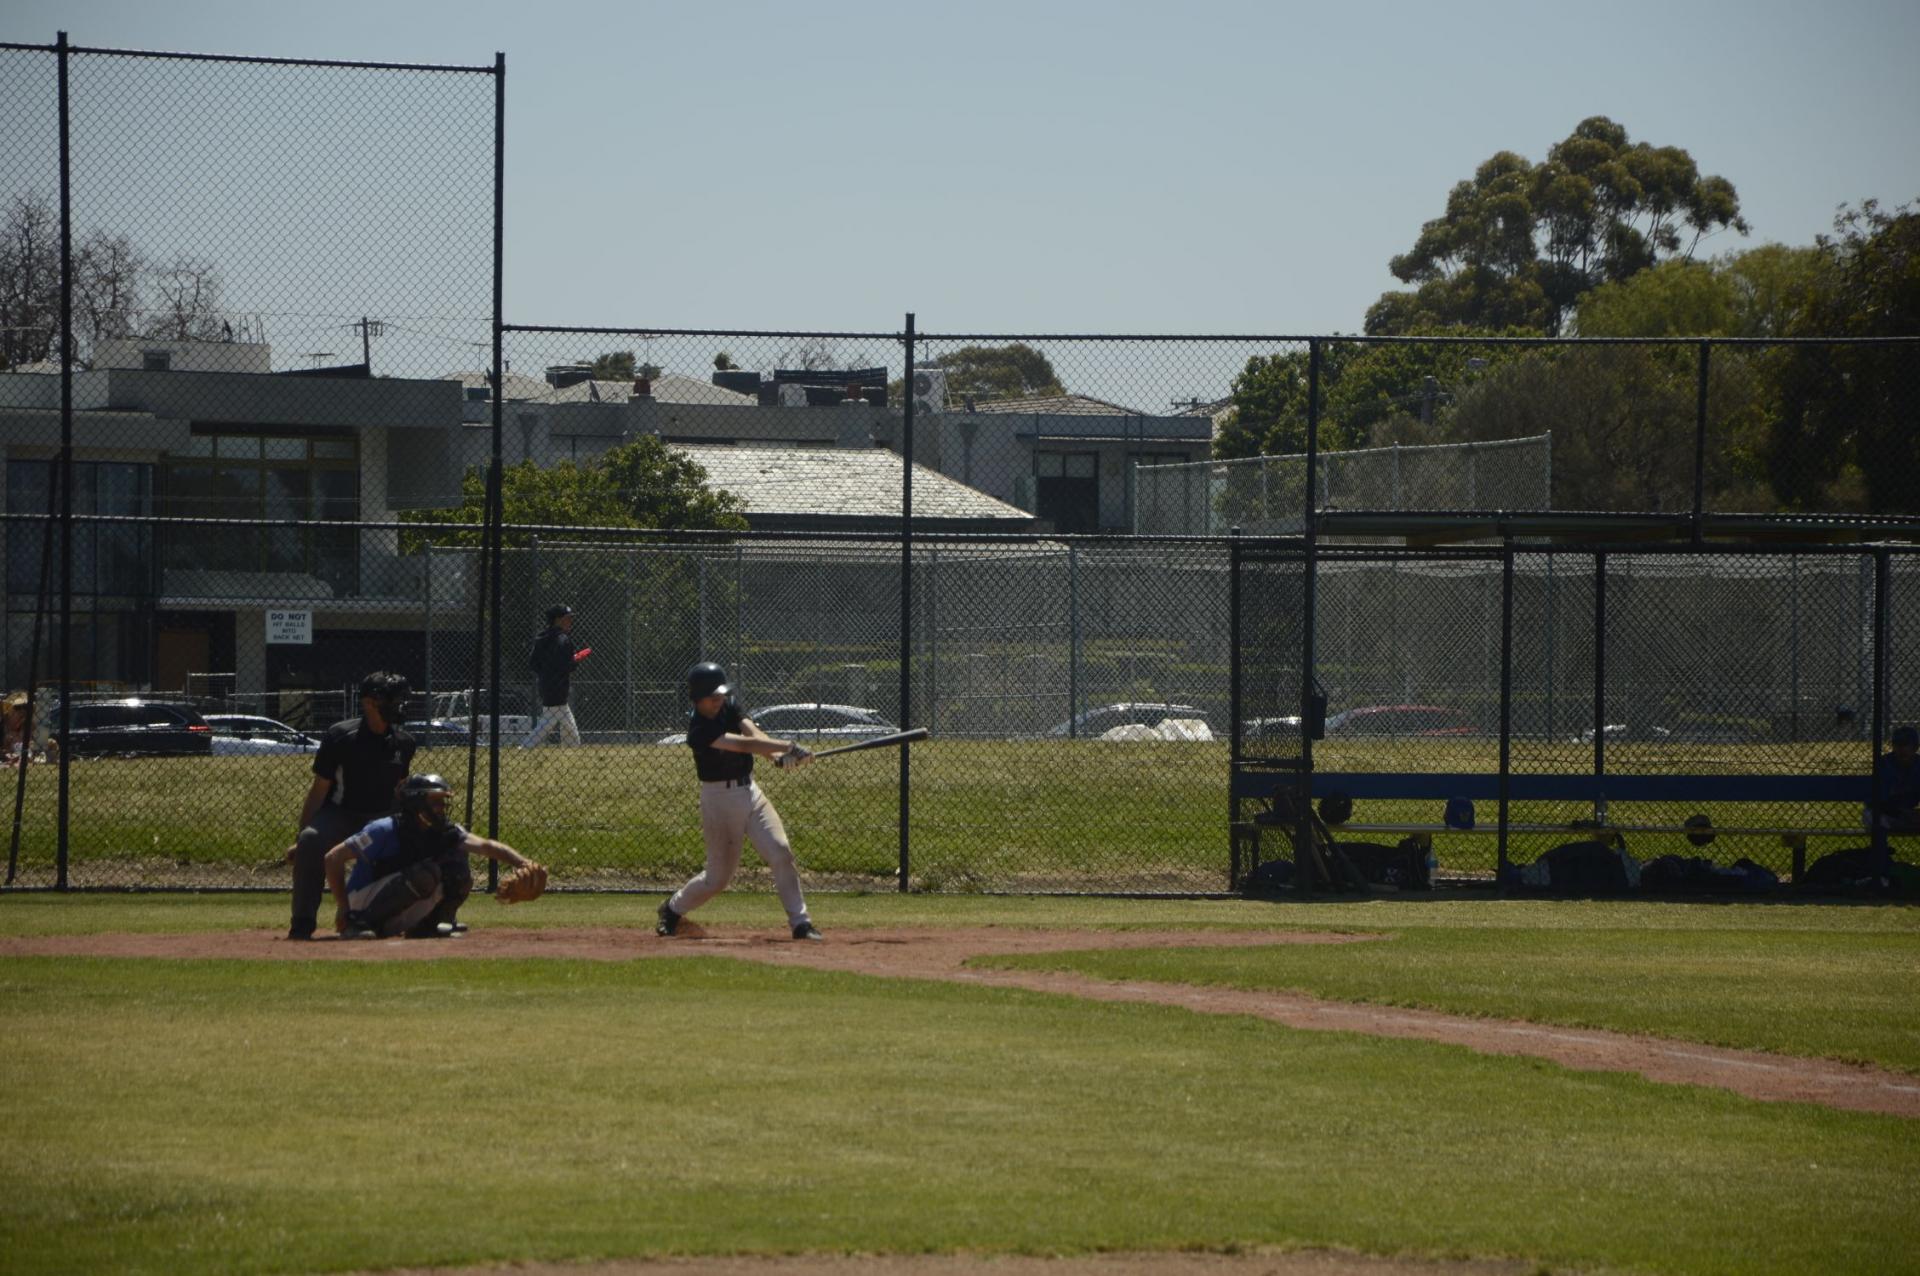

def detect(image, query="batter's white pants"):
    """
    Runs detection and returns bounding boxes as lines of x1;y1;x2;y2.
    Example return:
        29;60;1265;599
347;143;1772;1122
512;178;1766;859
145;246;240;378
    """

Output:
670;779;811;926
521;703;580;748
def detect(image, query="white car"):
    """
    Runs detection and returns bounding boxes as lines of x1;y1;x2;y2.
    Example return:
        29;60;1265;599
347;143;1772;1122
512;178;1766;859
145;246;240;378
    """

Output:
657;703;898;746
202;714;318;756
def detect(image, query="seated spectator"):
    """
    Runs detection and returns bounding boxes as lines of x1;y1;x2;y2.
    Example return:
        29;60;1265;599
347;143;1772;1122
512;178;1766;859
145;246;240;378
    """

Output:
1870;725;1920;832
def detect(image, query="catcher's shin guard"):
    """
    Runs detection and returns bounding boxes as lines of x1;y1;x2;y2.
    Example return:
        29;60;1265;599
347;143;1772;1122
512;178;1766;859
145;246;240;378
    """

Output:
353;861;443;935
419;855;473;931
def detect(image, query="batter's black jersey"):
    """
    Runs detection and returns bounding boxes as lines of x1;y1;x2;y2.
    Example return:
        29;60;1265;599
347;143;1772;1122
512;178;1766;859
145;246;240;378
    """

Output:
687;702;752;782
312;718;418;815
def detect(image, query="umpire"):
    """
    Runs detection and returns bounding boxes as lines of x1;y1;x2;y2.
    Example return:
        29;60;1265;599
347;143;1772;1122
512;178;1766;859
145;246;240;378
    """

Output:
283;671;418;941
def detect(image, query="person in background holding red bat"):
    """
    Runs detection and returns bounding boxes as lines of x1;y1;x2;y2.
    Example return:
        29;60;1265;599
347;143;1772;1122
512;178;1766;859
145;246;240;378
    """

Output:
521;604;584;748
657;661;822;942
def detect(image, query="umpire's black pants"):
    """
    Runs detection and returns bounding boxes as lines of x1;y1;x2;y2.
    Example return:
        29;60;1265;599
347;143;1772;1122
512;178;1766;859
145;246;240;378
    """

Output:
289;805;382;937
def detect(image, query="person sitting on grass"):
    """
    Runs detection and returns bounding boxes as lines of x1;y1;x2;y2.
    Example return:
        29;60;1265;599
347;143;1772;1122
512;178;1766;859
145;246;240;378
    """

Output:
324;773;536;939
1871;725;1920;833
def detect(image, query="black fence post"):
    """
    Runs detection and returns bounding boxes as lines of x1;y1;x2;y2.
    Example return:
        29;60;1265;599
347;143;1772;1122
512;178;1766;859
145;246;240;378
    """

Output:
1298;339;1321;887
1592;551;1607;823
898;312;915;893
486;51;506;872
55;29;72;891
1498;543;1515;877
1871;548;1890;859
1693;340;1710;535
1227;526;1242;889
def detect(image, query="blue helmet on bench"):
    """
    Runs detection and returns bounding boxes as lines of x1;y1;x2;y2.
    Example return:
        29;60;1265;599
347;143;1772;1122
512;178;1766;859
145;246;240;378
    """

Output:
1443;797;1475;830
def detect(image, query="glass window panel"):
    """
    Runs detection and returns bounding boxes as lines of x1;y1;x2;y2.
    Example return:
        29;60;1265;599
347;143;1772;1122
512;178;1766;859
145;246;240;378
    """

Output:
263;438;305;460
96;464;149;516
8;459;53;513
313;526;358;596
314;469;359;520
173;436;214;458
1036;453;1063;479
215;436;261;459
1066;453;1097;479
312;440;355;460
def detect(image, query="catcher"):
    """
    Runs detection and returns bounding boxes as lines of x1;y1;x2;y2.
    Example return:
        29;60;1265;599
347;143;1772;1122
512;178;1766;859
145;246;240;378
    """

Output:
324;773;546;939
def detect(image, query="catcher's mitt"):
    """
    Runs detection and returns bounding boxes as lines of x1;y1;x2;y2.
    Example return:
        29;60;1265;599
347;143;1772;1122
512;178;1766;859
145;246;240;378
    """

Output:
494;861;548;904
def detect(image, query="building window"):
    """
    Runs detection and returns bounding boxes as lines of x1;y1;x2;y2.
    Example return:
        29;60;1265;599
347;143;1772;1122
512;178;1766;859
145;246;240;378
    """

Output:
6;460;154;597
160;430;360;592
142;349;172;371
1034;450;1098;534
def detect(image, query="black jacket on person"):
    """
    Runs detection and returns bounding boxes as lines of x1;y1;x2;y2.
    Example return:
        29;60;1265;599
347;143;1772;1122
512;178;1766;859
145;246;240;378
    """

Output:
529;625;577;707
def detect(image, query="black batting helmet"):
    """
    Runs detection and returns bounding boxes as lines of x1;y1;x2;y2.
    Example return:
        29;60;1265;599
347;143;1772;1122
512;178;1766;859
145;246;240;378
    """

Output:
399;773;453;828
686;662;730;700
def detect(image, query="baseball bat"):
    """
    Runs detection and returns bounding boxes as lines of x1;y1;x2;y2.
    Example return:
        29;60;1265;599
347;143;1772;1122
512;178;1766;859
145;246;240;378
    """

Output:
806;728;929;759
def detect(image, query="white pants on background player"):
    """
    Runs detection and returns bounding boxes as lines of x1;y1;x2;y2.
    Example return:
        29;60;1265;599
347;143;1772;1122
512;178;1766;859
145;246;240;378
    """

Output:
521;703;580;748
669;779;811;927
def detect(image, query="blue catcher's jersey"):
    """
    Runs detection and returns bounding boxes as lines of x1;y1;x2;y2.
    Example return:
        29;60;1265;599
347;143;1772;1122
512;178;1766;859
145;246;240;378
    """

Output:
344;816;468;890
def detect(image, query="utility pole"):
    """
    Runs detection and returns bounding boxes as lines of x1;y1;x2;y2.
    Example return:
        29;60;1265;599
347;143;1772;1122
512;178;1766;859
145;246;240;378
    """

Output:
358;317;383;373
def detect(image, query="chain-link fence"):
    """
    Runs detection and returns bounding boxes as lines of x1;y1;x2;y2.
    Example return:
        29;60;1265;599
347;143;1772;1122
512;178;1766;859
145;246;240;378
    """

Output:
5;34;1919;897
1136;435;1553;535
1237;544;1920;885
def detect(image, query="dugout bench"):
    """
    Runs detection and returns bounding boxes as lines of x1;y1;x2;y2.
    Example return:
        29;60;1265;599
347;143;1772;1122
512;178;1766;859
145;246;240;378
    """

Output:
1230;768;1902;891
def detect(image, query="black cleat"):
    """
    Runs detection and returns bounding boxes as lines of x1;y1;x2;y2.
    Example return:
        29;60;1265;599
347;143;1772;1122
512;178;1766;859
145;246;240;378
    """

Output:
792;921;823;942
286;924;315;942
656;900;682;937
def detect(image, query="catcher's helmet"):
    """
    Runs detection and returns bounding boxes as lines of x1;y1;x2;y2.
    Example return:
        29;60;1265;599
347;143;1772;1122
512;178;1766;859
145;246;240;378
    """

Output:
687;661;731;701
1443;797;1476;831
1317;792;1354;827
399;773;452;828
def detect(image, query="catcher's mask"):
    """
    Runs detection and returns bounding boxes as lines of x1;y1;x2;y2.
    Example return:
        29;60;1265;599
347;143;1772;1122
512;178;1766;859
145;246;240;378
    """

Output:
359;670;410;722
687;661;731;701
399;773;453;829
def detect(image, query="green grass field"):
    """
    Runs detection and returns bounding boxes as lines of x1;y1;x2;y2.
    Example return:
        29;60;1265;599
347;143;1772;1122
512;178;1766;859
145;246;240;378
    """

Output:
2;738;1893;891
2;895;1917;1275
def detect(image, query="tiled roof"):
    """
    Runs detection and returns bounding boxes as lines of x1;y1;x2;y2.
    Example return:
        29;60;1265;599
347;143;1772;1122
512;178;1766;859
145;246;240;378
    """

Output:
442;371;755;407
676;444;1029;522
967;393;1148;416
541;373;756;407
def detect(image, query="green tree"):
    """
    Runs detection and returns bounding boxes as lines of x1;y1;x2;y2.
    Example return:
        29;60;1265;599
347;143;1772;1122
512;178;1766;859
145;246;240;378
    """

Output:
933;343;1064;402
589;351;634;381
403;435;748;549
1370;117;1748;336
1762;200;1920;512
1213;347;1349;460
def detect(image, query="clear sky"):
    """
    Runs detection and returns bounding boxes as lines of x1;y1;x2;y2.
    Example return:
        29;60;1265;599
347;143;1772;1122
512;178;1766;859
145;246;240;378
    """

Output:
4;0;1916;340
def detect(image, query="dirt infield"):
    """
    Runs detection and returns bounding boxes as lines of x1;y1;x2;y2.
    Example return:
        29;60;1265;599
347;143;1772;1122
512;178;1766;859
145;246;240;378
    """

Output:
5;924;1917;1118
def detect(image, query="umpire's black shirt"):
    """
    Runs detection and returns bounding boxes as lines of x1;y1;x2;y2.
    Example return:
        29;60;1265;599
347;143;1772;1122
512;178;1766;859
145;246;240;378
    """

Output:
687;703;752;783
313;718;418;815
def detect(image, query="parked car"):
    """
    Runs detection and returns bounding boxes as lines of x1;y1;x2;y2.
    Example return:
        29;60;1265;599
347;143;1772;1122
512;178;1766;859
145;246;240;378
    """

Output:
1046;702;1212;739
1241;715;1304;742
403;714;534;747
656;703;898;746
1323;704;1476;737
202;714;318;756
48;699;213;757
